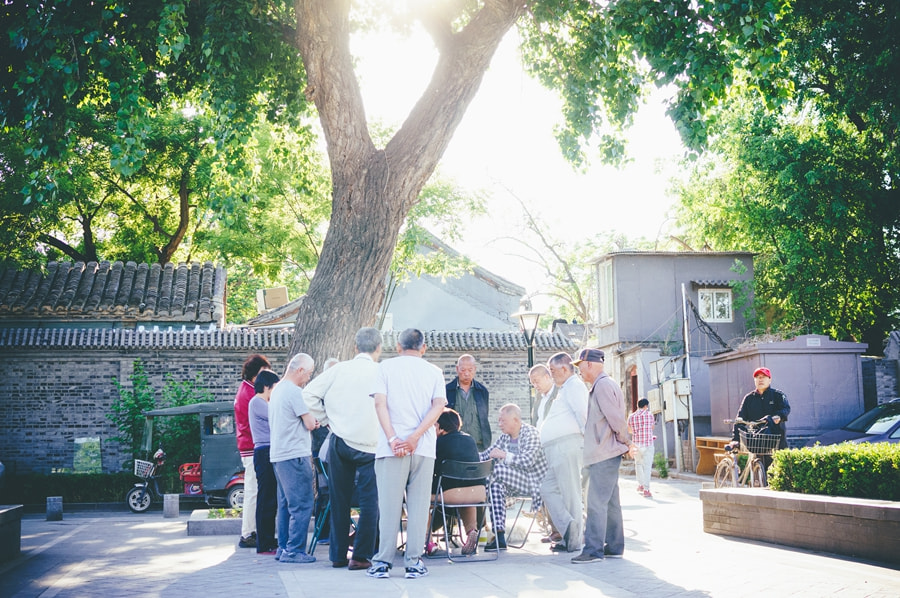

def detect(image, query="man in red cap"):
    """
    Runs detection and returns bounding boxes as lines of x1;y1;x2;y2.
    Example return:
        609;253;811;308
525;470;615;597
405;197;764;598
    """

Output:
728;367;791;471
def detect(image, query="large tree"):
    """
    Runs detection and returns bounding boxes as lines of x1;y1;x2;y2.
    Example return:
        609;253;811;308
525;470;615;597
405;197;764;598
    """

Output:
4;0;792;363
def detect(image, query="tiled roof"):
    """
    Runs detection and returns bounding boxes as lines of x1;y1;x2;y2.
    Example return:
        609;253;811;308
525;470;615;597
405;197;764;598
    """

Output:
0;327;576;352
0;261;225;325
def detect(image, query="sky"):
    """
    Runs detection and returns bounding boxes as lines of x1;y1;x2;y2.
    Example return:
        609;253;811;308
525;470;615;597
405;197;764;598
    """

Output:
352;27;687;310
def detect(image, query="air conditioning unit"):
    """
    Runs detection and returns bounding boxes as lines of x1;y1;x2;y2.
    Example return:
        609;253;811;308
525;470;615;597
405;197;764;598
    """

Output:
256;286;289;314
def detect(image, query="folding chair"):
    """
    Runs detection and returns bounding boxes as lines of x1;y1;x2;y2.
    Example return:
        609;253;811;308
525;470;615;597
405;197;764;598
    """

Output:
309;457;330;555
504;494;539;549
430;460;497;562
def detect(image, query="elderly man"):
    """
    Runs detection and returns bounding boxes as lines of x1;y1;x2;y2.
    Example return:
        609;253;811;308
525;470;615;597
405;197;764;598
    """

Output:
540;352;588;553
571;348;635;564
529;364;562;545
446;354;492;452
480;403;548;551
367;328;447;580
304;327;383;571
269;353;319;564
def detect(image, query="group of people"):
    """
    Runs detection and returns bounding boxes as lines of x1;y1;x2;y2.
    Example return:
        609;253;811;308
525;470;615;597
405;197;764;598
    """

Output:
232;326;791;577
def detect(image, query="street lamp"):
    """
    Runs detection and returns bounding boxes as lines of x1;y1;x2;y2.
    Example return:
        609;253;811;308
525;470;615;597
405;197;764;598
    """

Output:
513;310;543;369
513;309;543;423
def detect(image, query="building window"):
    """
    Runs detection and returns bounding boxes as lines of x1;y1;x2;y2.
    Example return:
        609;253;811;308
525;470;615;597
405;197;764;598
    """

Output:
699;288;733;322
597;260;614;325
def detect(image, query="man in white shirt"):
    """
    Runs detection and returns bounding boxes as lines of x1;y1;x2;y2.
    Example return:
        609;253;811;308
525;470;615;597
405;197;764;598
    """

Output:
540;352;589;553
366;328;446;580
304;327;382;571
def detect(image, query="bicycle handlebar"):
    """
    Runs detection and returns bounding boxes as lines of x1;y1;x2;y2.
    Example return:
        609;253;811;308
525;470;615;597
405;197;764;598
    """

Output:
723;417;769;428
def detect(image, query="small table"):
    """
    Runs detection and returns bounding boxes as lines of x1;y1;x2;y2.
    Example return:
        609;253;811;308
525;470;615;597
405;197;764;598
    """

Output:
695;437;732;475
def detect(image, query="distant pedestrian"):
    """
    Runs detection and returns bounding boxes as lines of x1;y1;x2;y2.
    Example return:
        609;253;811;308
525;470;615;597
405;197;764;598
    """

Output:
446;354;492;452
234;353;271;549
269;353;319;564
627;398;656;498
571;348;635;564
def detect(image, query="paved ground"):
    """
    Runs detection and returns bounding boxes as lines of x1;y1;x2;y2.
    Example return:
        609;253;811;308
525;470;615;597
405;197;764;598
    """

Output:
1;476;897;597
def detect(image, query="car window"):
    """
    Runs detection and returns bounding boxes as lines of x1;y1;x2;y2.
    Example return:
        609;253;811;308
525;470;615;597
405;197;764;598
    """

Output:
844;403;900;434
844;403;900;433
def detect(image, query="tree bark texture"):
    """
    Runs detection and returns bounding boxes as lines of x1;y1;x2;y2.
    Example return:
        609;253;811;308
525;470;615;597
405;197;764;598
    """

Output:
287;0;526;367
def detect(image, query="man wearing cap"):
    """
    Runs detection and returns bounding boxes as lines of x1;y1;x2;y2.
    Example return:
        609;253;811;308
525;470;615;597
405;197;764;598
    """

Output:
570;348;634;564
729;367;791;471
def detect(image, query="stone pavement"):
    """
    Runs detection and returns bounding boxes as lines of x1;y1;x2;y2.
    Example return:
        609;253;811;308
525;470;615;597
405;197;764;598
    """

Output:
1;476;897;598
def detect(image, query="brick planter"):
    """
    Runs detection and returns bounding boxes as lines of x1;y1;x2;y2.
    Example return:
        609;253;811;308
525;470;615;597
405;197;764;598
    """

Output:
0;504;24;561
186;509;241;537
700;487;900;565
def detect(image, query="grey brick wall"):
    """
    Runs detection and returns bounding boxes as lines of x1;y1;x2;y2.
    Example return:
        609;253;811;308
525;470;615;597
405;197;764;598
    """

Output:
0;332;569;474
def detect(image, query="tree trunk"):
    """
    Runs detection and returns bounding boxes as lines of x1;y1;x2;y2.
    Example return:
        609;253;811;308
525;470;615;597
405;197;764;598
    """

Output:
287;0;525;367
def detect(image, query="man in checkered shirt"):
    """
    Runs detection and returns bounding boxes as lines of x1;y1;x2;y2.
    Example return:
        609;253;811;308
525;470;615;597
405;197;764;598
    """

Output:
627;398;656;498
479;403;548;550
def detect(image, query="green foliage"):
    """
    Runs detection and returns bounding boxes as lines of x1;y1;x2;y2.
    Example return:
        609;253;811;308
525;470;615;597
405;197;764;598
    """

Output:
653;452;669;479
521;0;792;165
2;472;136;504
207;508;242;519
768;443;900;501
675;92;900;348
109;362;156;460
108;360;213;470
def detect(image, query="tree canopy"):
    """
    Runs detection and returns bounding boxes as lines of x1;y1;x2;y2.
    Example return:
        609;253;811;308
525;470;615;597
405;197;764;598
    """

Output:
675;1;899;351
5;0;809;362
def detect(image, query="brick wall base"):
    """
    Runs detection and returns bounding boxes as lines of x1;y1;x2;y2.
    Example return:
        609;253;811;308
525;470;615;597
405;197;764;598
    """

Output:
700;487;900;565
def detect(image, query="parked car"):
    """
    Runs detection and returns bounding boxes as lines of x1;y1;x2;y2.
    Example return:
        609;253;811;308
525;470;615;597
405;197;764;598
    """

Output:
807;399;900;446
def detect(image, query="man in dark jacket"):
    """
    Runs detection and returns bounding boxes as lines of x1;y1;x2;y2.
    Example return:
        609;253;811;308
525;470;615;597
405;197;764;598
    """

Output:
730;367;791;469
446;354;492;452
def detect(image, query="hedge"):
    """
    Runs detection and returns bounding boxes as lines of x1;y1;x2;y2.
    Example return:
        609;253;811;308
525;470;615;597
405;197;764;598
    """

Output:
768;442;900;501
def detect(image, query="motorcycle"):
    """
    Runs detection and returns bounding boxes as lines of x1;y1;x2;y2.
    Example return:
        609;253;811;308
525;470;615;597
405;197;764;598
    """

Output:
126;447;168;513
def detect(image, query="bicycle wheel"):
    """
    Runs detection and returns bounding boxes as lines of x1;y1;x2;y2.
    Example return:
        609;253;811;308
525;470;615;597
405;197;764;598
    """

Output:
714;458;737;488
749;459;767;487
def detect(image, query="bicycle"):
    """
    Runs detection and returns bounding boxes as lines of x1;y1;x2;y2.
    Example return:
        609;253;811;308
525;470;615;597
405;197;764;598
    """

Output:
713;418;780;488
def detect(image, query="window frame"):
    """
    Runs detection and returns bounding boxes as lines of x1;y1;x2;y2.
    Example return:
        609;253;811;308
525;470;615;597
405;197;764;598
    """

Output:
698;287;733;323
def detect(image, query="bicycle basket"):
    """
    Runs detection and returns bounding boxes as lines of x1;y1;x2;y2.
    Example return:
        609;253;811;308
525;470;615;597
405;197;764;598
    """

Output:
739;430;780;456
134;459;155;478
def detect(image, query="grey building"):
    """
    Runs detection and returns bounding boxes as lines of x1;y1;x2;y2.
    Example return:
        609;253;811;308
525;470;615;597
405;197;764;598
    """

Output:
591;250;755;444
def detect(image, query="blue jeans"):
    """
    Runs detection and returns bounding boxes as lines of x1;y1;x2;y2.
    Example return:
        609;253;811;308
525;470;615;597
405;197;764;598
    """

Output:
328;435;378;563
583;455;624;557
274;456;314;555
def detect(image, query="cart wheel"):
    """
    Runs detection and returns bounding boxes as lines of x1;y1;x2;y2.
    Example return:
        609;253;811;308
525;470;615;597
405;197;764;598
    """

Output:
713;459;737;488
227;484;244;510
126;487;152;513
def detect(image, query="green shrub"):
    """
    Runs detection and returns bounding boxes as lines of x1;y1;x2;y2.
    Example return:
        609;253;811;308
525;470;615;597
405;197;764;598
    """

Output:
768;442;900;501
2;472;137;504
653;452;669;479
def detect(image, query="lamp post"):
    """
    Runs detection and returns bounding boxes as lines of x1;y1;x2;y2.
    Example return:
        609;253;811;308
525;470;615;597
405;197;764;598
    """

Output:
512;309;543;421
